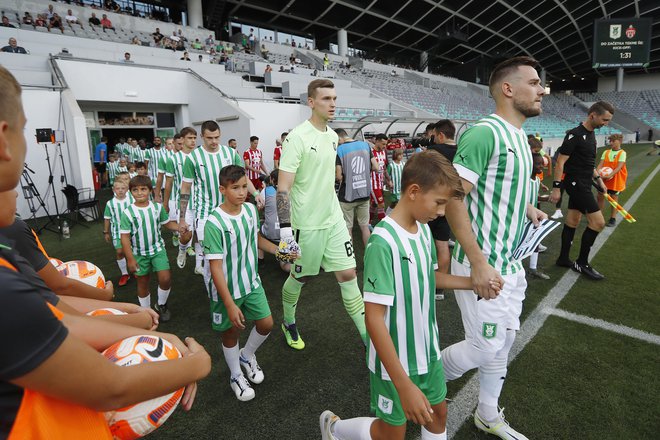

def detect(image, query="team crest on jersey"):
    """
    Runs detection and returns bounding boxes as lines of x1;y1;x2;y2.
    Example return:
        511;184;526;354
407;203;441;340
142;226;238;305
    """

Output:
378;395;393;415
213;313;222;324
625;25;636;39
482;322;497;339
332;141;337;151
295;264;302;273
609;24;622;39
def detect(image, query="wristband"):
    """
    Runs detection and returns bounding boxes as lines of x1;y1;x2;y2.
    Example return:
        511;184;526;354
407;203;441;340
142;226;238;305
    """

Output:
253;191;259;197
103;231;110;234
552;181;561;188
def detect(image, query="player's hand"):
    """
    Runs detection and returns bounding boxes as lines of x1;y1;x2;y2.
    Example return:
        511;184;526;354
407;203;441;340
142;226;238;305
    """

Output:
180;229;192;245
228;304;246;329
178;219;188;236
548;188;561;204
276;227;301;264
104;233;111;243
154;192;162;203
127;258;138;274
471;261;503;300
599;180;608;193
136;306;159;329
398;381;434;425
255;193;265;209
526;204;547;226
163;202;169;214
540;183;549;192
180;337;211;411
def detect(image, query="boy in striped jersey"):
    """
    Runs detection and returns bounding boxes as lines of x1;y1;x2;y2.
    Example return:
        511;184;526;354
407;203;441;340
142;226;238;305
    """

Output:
321;151;496;440
385;148;404;214
204;165;293;401
154;137;175;204
106;153;119;186
103;179;132;287
527;153;550;280
441;57;546;440
120;175;190;322
127;138;146;164
179;121;263;279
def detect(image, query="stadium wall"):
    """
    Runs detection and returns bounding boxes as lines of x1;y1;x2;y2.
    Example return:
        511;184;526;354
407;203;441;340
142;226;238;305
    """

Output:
598;73;660;92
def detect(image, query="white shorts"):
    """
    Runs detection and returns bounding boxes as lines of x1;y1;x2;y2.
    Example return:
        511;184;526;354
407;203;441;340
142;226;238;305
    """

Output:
168;199;179;222
451;258;527;352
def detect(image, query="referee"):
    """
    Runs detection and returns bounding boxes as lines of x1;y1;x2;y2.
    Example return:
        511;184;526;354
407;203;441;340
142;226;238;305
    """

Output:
550;101;614;280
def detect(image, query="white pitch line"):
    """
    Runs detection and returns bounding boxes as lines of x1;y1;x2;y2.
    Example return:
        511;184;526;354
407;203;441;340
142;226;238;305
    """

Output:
546;308;660;345
443;162;660;439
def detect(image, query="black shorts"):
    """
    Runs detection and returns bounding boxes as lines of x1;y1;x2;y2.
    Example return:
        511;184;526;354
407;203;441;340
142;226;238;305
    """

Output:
429;216;451;242
564;176;599;214
606;189;619;196
94;162;107;173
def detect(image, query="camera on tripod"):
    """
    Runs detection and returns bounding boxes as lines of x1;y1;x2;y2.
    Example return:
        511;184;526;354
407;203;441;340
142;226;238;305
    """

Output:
36;128;65;144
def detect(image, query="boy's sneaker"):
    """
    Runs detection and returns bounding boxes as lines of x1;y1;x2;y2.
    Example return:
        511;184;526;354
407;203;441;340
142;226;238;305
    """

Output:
282;322;305;350
186;247;196;257
320;410;340;440
474;408;529;440
172;235;180;247
550;209;563;219
606;218;616;227
529;268;550;280
118;274;130;287
176;249;187;269
435;289;445;300
194;266;204;276
153;303;171;322
230;374;255;401
239;349;264;384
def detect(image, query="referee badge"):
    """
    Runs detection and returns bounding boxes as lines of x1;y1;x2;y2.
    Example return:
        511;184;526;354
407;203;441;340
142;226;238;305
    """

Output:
482;322;497;339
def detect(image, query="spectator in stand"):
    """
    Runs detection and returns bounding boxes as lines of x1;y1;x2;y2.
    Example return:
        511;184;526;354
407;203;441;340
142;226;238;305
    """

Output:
64;9;80;25
131;36;141;45
169;31;180;43
205;34;214;47
34;14;47;28
88;12;101;26
122;52;133;63
101;14;114;31
0;16;14;28
180;52;191;61
175;39;185;51
191;39;203;50
104;0;121;13
264;64;273;74
22;12;34;26
291;38;296;47
49;13;65;33
1;38;27;54
261;44;269;58
323;54;329;71
177;29;187;43
45;4;55;21
198;54;206;63
152;28;164;45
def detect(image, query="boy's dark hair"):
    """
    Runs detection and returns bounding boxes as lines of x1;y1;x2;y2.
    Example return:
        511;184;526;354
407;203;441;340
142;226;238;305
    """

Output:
135;161;147;169
201;120;220;135
269;169;279;186
219;165;246;187
489;56;539;96
180;126;197;137
588;100;615;116
532;152;542;162
375;133;387;141
392;148;404;159
173;133;183;141
250;135;259;142
401;150;464;199
334;128;348;138
433;119;456;140
528;136;543;151
129;174;152;190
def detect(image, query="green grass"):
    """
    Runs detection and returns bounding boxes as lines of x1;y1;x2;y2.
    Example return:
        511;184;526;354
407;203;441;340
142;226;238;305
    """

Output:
37;143;659;439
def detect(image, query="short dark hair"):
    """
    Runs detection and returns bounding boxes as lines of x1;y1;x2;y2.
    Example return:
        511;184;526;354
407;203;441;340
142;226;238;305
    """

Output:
228;138;236;144
528;136;542;151
269;169;279;186
375;133;387;141
489;56;539;96
101;136;108;142
129;174;152;190
173;133;183;141
307;79;334;98
281;132;288;138
401;150;464;199
135;161;147;169
334;128;348;138
425;123;435;133
219;165;246;187
180;126;197;137
201;120;220;135
532;152;543;165
588;100;615;116
433;119;456;140
250;136;259;142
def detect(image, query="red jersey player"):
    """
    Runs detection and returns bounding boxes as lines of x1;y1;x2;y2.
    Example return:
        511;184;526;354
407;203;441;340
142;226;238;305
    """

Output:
243;136;268;190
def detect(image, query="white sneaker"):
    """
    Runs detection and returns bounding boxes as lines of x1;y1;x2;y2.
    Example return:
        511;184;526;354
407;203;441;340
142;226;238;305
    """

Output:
537;243;547;252
474;408;529;440
239;349;264;384
176;249;187;269
550;209;563;219
194;266;204;276
230;374;255;401
319;410;340;440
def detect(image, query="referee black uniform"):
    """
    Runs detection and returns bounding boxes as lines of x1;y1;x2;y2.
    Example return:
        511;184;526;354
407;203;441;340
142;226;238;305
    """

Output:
427;142;457;242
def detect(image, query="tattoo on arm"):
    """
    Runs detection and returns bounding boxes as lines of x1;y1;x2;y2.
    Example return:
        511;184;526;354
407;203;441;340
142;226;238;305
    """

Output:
276;191;291;224
179;194;190;220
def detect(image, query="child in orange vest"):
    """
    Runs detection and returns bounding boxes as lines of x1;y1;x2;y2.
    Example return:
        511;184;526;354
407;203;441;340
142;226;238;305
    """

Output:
596;133;627;227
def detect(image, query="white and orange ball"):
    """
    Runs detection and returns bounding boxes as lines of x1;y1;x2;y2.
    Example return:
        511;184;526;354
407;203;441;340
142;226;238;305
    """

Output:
599;167;613;178
87;308;127;317
57;260;105;288
49;257;63;268
103;335;183;439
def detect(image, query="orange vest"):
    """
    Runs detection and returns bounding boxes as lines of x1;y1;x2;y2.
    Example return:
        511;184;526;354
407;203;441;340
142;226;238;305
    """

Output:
1;257;112;440
602;149;627;192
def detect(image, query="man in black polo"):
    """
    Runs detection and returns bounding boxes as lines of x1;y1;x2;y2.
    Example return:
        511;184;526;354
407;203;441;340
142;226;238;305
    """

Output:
550;101;614;280
427;120;458;299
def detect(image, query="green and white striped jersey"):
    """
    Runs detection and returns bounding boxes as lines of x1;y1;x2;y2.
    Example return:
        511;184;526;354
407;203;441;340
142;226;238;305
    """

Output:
182;146;243;220
165;150;190;205
146;148;168;180
158;150;172;175
363;216;439;379
128;146;147;164
103;196;132;241
529;177;540;205
452;114;533;275
107;161;120;182
203;203;261;300
387;161;404;195
119;202;169;256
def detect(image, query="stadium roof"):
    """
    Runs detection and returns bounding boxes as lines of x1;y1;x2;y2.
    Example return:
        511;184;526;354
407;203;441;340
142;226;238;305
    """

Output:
214;0;659;86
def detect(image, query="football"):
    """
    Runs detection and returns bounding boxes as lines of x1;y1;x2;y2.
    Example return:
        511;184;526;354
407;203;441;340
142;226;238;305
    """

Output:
599;166;614;178
57;260;106;288
49;257;63;268
87;308;127;317
103;335;184;439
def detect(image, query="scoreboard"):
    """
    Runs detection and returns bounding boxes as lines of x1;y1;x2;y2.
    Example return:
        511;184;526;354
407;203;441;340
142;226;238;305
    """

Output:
592;18;652;68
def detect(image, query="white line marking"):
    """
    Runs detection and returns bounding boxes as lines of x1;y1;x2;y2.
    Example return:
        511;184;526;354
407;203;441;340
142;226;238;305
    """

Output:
545;308;660;345
444;162;659;439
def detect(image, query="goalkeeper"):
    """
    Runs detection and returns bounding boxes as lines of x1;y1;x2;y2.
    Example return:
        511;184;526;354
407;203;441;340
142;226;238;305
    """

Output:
276;79;367;350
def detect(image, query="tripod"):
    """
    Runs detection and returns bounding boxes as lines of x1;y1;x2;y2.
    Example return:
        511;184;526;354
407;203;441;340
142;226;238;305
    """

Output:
21;163;60;234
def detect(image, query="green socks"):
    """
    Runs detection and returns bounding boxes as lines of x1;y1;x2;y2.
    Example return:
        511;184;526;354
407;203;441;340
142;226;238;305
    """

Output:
282;276;304;324
339;278;367;345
